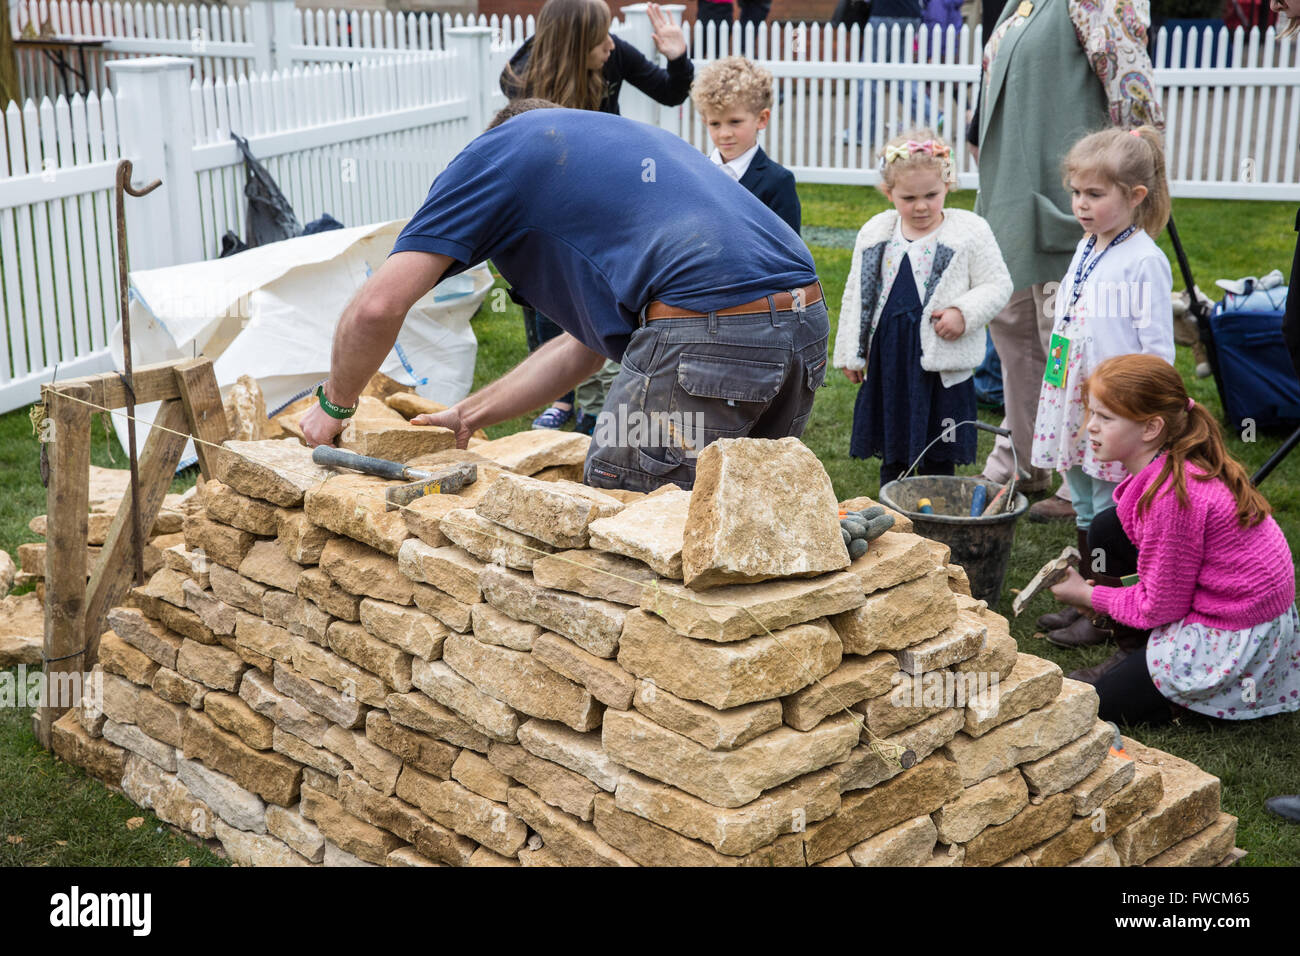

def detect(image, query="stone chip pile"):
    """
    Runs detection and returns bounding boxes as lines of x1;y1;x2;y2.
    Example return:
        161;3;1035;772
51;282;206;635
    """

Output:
49;431;1241;867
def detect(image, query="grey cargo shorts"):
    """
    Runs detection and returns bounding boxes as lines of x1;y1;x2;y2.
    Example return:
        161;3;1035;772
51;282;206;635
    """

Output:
583;295;830;493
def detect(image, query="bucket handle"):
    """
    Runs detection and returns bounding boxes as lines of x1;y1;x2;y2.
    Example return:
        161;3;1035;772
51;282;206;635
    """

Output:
899;420;1020;514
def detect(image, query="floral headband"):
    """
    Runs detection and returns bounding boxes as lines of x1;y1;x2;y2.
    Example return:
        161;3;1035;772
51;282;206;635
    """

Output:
881;139;952;166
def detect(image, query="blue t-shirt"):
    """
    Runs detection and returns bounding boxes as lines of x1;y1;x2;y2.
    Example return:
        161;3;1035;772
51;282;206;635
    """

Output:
391;109;816;360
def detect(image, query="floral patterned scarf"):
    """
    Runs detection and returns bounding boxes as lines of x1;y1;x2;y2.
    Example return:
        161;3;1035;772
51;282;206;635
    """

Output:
982;0;1165;130
1068;0;1165;129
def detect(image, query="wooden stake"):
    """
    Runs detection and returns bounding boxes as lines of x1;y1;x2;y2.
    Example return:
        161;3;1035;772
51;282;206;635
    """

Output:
37;384;91;749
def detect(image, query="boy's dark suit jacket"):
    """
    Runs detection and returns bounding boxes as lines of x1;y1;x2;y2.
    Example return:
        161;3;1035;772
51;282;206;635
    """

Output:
738;147;801;234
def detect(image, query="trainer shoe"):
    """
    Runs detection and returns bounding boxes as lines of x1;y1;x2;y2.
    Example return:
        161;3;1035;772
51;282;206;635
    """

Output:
531;405;573;430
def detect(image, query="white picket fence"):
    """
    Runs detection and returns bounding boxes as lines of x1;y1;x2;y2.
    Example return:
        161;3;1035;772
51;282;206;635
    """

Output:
3;7;1300;416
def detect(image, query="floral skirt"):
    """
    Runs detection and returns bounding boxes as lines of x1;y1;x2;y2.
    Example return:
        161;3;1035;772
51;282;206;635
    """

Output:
1146;604;1300;719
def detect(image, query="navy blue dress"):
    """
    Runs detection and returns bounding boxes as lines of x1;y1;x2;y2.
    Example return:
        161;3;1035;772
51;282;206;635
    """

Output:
850;252;977;484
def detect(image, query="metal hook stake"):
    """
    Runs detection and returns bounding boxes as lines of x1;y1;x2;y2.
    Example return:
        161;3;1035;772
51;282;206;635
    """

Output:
115;159;163;587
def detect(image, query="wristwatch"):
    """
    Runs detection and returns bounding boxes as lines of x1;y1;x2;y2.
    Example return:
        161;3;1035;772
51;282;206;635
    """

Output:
315;382;358;420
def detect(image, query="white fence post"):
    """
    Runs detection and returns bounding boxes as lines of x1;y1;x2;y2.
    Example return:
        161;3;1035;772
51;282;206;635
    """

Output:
249;0;297;73
447;26;493;133
614;3;687;128
107;57;204;270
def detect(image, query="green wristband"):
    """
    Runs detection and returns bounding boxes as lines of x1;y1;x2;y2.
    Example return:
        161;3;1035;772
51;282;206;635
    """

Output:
316;383;357;420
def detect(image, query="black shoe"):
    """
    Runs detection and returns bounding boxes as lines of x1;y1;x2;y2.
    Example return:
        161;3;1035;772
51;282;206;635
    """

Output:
574;411;597;436
1265;794;1300;823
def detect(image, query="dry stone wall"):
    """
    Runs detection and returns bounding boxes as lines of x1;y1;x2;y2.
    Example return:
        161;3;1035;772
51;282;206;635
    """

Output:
48;431;1240;867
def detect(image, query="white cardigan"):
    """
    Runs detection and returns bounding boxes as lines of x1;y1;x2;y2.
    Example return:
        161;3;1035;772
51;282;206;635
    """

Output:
832;208;1014;380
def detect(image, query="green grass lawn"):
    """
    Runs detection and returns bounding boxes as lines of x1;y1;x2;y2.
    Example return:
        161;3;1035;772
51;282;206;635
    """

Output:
1;185;1298;866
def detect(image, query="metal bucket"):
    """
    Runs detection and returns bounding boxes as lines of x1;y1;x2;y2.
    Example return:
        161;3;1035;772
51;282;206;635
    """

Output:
879;476;1029;606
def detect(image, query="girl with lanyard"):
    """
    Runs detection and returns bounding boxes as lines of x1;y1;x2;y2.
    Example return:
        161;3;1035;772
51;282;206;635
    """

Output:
1031;127;1175;649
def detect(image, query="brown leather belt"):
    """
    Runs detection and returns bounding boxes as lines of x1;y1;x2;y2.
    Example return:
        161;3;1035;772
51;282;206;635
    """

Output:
645;281;823;321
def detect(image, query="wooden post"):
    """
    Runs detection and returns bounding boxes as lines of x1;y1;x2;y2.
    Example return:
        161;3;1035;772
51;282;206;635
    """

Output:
173;358;231;479
81;399;190;670
37;383;91;749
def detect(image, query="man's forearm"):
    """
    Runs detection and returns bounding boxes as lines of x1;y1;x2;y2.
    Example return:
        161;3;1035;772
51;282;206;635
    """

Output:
457;333;607;433
323;251;454;406
325;298;405;407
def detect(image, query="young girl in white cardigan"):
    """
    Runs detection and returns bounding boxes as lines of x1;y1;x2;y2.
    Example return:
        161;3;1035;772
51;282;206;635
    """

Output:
833;129;1013;486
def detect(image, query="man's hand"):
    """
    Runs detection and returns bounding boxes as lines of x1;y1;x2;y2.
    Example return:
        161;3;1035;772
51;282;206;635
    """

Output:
411;407;473;449
647;3;687;60
932;307;966;341
1050;566;1096;611
301;404;348;448
842;368;864;384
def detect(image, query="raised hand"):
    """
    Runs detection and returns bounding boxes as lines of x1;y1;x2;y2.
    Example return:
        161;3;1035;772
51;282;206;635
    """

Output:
647;2;688;60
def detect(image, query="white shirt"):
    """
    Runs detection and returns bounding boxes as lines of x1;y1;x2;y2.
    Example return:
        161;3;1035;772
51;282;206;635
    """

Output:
709;143;759;182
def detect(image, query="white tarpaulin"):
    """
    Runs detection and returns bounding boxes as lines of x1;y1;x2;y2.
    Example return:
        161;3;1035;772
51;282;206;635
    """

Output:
109;220;492;467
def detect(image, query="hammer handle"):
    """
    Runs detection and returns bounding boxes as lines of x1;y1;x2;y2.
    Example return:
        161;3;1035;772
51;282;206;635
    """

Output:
312;444;419;481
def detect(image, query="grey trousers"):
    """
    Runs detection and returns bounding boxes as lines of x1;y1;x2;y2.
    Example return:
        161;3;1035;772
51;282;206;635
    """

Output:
584;298;830;493
982;282;1070;499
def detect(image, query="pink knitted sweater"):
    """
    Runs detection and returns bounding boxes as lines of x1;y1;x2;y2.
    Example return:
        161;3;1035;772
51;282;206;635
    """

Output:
1091;453;1296;631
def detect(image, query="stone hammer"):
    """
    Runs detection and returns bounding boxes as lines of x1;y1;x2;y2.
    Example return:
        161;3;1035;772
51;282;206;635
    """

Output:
312;445;477;511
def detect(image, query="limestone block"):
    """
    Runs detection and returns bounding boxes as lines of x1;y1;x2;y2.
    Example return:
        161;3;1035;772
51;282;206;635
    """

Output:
266;803;326;863
471;429;591;474
238;540;305;594
834;708;965;793
320;537;413;606
201;479;280;535
176;639;245;692
152;667;207;709
532;549;660;607
451;750;512;803
488;742;601;821
1022;762;1164;867
326;620;413;693
108;606;184;669
479;565;623;658
631;680;782;752
177;756;267;833
587;490;690;578
829;568;957;656
475;472;623;549
411;657;520;742
470;602;540;651
272;662;365;730
357;597;446;661
1020;719;1113;796
365;710;459;780
641;572;865;646
962;793;1076;867
844;531;934;594
506;785;637;867
276;509;335;564
397;540;484;604
298;567;362;621
134;688;186;748
781;652;896;731
214;439;334;507
204;691;275;750
617;609;842;709
214;820;314;866
846;815;938;867
210;563;266;616
942;679;1099;787
442;632;603;733
181;515;256;570
682;437;848;589
182;709;302;805
614;768;839;856
1070;752;1137;817
304;473;411;557
239;669;330;746
533;631;637;710
103;718;177;771
182;580;237;637
384;691;492;753
895;611;986;674
293;642;389;707
602;708;859;808
1113;737;1221;866
517;719;627;792
438;507;554;570
963;653;1063;738
394;767;527;857
931;769;1029;844
593;794;805;866
1145;813;1238;867
801;754;962;864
